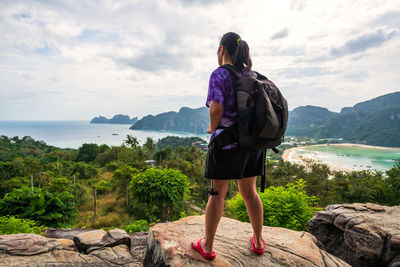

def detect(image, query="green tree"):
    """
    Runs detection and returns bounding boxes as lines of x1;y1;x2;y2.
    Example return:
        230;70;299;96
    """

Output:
143;137;156;160
45;177;74;193
113;165;139;206
76;143;100;162
94;148;118;166
154;145;173;165
330;170;388;205
24;157;41;177
68;161;98;180
0;158;25;178
130;168;190;222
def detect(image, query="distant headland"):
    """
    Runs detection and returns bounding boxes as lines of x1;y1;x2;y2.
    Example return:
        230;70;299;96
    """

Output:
90;114;137;125
89;91;400;147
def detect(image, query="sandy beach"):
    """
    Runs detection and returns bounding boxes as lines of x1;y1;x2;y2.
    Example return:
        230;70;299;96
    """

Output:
281;143;400;173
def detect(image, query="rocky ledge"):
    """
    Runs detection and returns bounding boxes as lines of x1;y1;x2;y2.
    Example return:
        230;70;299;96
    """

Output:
144;215;350;266
0;228;147;267
308;202;400;267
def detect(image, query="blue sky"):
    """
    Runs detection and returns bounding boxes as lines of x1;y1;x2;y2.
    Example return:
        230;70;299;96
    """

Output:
0;0;399;120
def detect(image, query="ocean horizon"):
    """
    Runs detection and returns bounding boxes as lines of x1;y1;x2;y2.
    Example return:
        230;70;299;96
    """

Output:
0;120;210;149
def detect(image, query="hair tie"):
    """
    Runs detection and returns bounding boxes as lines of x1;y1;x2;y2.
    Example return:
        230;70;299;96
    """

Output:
237;38;241;44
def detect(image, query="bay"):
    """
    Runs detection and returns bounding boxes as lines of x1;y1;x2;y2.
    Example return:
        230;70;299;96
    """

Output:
285;144;400;172
0;120;210;149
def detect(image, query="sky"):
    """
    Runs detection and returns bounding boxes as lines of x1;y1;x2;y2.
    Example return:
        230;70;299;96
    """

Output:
0;0;399;120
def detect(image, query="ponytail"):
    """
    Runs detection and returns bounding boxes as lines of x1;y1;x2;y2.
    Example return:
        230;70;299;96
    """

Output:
233;40;252;71
219;32;252;71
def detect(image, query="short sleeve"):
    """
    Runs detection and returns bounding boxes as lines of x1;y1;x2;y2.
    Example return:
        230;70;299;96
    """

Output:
206;69;225;107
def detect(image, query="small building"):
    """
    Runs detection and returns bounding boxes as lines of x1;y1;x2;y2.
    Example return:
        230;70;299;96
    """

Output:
144;160;156;167
192;141;208;151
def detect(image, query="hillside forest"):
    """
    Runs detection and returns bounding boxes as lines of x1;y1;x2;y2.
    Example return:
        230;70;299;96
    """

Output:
0;134;399;235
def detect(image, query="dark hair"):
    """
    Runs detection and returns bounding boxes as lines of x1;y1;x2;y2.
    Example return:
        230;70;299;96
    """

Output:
219;32;252;71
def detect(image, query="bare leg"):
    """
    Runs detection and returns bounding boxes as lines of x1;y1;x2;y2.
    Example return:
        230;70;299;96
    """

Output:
200;179;229;254
237;176;264;249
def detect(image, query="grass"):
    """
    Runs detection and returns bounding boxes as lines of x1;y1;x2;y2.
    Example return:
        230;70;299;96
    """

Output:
75;169;206;229
75;170;131;229
75;191;131;229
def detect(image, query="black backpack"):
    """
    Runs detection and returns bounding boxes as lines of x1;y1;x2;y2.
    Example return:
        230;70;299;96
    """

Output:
213;64;289;192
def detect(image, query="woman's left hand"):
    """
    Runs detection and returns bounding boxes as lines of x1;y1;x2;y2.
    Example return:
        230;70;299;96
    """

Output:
207;124;213;134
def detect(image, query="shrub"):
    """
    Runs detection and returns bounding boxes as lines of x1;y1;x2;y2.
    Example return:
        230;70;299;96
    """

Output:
0;215;45;235
101;206;116;216
105;161;120;171
95;180;113;195
226;179;319;231
385;160;400;206
130;168;190;222
46;177;73;193
0;186;77;227
123;220;149;233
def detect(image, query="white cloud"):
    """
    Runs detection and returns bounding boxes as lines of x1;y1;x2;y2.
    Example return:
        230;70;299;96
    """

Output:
0;0;399;120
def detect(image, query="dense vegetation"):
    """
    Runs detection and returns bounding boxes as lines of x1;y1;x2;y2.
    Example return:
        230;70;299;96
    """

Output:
227;179;320;231
0;215;45;235
155;136;205;150
0;134;399;235
286;92;400;147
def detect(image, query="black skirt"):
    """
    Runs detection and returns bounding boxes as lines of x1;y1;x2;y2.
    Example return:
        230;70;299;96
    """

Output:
204;142;265;180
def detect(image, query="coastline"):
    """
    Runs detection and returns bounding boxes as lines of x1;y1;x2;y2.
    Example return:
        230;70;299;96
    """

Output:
298;143;400;151
281;143;400;173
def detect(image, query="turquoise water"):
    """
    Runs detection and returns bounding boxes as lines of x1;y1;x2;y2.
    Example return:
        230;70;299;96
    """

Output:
298;144;400;172
0;120;210;149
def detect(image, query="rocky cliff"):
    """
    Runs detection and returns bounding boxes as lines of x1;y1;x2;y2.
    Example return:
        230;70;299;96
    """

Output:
1;202;399;266
0;228;147;267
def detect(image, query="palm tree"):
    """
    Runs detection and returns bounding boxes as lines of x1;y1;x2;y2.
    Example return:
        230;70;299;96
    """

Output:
144;137;156;160
123;134;139;148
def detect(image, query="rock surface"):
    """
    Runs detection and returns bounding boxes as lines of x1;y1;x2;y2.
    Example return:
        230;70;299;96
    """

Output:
56;238;76;251
144;215;350;267
0;234;63;256
43;227;96;240
0;229;146;266
308;202;400;267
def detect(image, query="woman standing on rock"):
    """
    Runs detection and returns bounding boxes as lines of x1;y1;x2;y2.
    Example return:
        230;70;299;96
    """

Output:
190;32;265;260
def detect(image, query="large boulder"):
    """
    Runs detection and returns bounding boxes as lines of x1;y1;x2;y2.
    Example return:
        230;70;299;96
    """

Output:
308;202;400;267
73;229;107;253
144;215;350;266
0;229;144;267
0;234;63;256
73;229;132;253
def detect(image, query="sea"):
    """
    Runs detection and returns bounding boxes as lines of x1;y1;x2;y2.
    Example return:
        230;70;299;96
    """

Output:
1;120;399;172
0;120;210;149
292;144;400;172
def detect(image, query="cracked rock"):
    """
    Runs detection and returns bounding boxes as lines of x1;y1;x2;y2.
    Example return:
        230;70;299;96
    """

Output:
308;202;400;267
144;215;349;266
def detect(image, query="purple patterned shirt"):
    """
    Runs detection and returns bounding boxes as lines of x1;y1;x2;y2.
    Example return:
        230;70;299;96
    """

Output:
206;66;257;150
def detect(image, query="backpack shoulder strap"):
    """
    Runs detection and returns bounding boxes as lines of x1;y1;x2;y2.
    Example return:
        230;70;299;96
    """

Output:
220;64;242;80
254;71;268;80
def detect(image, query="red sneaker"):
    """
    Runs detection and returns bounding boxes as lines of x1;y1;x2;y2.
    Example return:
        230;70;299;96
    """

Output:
191;238;216;260
250;236;265;255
